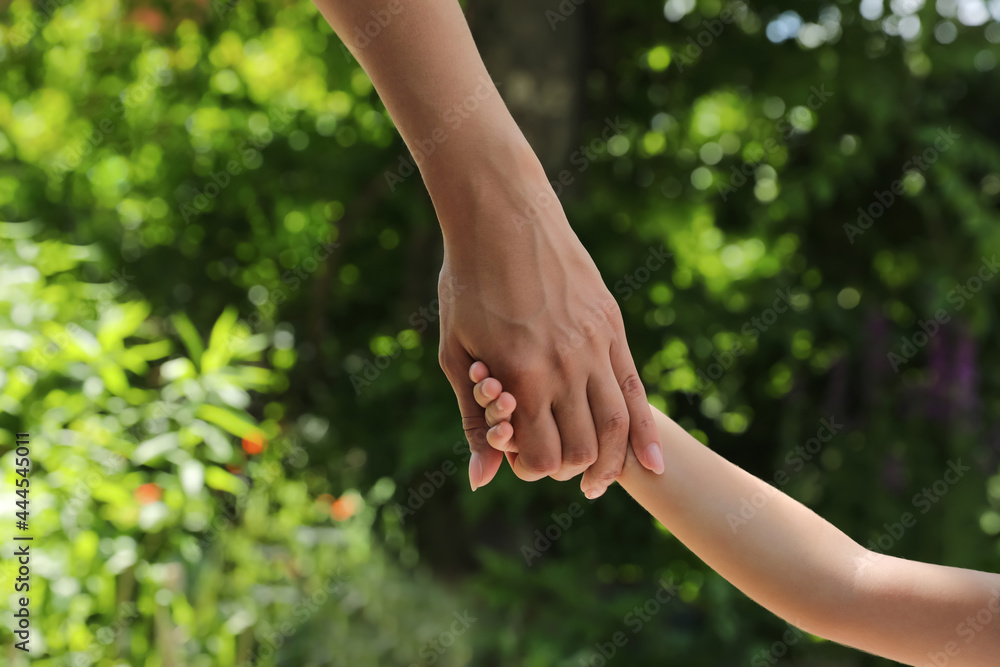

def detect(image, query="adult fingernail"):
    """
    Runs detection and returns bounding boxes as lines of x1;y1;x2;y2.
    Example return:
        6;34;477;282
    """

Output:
585;487;604;500
645;443;665;474
469;452;483;491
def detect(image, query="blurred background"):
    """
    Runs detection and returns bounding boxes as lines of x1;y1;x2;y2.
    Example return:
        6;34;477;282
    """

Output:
1;0;1000;663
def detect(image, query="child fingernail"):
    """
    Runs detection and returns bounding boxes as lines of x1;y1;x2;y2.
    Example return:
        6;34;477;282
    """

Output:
585;487;604;500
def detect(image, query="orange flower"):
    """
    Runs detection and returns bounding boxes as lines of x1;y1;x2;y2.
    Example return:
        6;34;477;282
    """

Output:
330;496;357;521
135;483;162;505
242;432;267;455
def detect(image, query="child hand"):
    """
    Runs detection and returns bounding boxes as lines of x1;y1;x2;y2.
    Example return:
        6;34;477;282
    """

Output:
470;359;645;493
468;360;517;454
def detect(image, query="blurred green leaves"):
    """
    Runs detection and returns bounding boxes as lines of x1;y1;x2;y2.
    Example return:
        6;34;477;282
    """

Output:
2;0;1000;664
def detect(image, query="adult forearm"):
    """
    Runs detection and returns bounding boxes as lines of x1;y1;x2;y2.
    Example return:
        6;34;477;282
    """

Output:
320;2;666;494
311;0;541;238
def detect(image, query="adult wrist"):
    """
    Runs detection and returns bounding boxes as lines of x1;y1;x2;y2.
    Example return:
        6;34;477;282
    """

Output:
422;128;559;248
421;121;541;198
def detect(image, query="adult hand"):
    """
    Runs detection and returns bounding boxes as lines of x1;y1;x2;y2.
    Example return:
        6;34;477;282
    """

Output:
310;0;662;497
435;144;664;498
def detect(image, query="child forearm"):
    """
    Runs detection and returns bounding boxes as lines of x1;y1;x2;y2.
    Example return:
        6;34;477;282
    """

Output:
618;406;1000;666
617;408;865;638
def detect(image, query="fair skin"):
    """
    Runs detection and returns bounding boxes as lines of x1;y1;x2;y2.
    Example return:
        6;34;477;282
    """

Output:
311;0;664;497
470;361;1000;667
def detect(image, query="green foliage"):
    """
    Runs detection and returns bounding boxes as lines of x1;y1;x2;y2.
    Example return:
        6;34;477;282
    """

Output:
0;229;471;665
2;0;1000;664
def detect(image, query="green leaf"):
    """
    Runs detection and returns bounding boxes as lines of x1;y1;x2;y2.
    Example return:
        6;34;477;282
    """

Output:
132;432;180;464
195;404;259;438
223;365;273;390
201;307;239;373
205;465;248;496
188;420;235;462
97;301;151;350
129;340;173;361
99;362;131;397
171;312;205;368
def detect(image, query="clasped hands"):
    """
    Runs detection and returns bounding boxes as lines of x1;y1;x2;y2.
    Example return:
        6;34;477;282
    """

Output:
435;149;665;499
